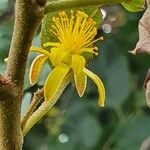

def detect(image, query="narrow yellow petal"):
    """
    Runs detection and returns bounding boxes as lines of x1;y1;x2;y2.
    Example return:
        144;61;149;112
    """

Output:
44;66;70;102
43;42;61;47
30;46;50;56
71;55;87;97
74;72;87;97
71;55;86;75
83;68;105;107
29;54;48;85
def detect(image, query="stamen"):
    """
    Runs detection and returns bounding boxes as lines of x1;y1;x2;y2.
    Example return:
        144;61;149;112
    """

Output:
49;10;101;58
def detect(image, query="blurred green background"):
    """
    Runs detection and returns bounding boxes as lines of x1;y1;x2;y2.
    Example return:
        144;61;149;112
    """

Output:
0;1;150;150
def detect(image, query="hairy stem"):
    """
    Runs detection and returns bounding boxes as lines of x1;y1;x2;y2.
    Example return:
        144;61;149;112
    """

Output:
44;0;130;14
0;78;23;150
5;0;46;85
23;74;72;136
0;0;47;149
23;100;56;136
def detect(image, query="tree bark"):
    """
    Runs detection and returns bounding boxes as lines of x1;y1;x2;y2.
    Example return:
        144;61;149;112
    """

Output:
0;0;47;149
0;79;23;150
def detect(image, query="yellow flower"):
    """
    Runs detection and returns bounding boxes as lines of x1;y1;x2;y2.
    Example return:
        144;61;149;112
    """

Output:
29;11;105;107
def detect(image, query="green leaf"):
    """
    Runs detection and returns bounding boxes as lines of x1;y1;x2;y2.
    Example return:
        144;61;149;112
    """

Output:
122;0;145;12
80;6;102;27
41;7;102;45
113;115;150;150
105;55;130;107
49;142;74;150
88;47;130;108
66;101;102;148
77;115;102;147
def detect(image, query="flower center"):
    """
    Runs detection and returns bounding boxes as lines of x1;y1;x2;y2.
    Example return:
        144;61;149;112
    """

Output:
51;11;100;55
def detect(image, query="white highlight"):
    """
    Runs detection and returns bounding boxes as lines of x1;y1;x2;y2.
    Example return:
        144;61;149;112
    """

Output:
101;9;107;19
58;133;69;143
102;24;112;33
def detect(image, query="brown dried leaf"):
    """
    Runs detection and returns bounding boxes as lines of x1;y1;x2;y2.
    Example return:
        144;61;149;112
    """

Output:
144;69;150;107
130;1;150;107
130;0;150;55
145;80;150;107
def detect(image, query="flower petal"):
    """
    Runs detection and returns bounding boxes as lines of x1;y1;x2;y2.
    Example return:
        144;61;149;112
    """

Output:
29;54;48;85
71;55;86;75
72;55;87;96
50;48;69;67
30;46;50;56
75;72;87;97
44;66;70;102
43;42;61;47
83;68;105;107
49;48;59;66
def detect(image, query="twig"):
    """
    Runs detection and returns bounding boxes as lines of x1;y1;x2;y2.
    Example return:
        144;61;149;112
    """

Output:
44;0;129;14
21;88;44;130
0;0;47;149
22;74;72;136
5;0;47;85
